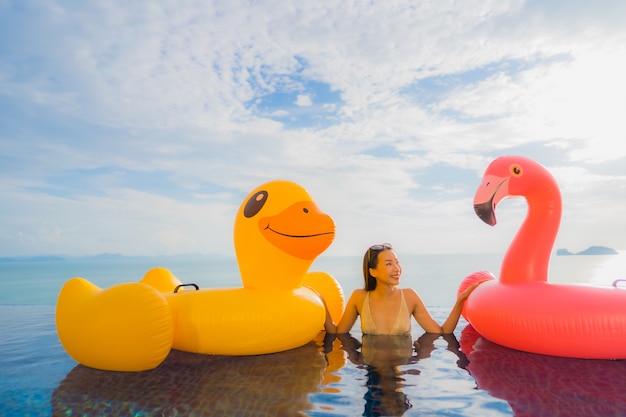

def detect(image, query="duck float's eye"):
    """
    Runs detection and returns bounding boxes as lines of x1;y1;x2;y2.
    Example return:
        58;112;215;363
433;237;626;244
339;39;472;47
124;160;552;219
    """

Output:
244;191;268;218
510;164;523;177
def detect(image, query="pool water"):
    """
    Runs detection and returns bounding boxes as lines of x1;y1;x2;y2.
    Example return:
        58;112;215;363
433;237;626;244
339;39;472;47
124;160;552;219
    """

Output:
2;253;626;416
3;305;626;417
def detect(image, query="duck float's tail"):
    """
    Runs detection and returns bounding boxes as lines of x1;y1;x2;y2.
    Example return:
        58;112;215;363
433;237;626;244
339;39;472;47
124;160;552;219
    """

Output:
56;276;174;372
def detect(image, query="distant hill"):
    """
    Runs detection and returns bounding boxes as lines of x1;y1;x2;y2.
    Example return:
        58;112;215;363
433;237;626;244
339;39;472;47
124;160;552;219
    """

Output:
0;255;67;262
0;253;130;262
0;252;221;263
556;246;618;256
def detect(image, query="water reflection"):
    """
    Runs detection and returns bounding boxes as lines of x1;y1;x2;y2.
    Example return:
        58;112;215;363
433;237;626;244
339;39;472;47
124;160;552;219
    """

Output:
460;325;626;417
326;332;470;417
51;339;327;417
10;305;623;416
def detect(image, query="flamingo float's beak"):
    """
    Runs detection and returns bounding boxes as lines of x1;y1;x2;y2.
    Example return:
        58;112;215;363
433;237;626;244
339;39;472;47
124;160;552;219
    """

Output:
473;175;509;227
474;200;496;226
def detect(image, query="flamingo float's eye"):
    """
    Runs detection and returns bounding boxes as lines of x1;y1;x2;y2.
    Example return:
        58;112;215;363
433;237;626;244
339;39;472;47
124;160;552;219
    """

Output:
244;191;268;218
510;164;523;177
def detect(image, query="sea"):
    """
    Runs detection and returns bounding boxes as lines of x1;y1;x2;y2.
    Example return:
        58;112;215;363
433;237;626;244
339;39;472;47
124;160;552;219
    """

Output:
1;251;625;416
1;251;624;306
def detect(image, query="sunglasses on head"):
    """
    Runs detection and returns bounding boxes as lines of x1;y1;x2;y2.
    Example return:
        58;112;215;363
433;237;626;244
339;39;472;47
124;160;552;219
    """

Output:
367;243;393;266
369;243;393;251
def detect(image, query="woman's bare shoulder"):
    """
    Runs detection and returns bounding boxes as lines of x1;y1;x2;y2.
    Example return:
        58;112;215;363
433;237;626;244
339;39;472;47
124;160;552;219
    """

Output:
401;287;420;298
402;288;425;305
348;289;367;300
342;289;367;317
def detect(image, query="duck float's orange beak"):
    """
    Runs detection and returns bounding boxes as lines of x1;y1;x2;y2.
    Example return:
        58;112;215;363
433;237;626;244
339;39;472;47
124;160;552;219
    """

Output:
259;201;335;260
473;174;509;226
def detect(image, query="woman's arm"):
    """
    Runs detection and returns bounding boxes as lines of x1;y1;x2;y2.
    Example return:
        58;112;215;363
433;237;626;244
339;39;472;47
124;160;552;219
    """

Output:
323;302;338;333
440;299;464;334
408;289;445;333
409;282;481;334
440;281;482;333
328;290;362;334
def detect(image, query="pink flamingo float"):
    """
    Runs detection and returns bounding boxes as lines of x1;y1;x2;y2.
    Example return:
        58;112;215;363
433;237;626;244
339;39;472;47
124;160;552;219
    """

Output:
458;155;626;359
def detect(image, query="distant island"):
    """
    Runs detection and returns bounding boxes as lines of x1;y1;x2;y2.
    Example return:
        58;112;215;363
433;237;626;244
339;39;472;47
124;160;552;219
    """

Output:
0;253;126;262
556;246;618;256
0;253;220;263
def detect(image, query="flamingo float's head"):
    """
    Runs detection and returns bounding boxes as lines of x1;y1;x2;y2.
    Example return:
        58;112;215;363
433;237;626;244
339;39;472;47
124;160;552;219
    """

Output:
473;155;560;226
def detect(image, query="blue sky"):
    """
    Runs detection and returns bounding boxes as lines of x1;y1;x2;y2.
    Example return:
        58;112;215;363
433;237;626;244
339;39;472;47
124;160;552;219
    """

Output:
1;0;625;257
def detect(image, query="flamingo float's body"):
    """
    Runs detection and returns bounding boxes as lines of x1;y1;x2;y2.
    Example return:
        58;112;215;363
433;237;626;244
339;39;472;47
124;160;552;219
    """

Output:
460;156;626;359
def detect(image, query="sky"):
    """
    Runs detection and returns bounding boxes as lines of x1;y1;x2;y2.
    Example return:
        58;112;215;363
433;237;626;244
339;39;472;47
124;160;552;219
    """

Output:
1;0;625;258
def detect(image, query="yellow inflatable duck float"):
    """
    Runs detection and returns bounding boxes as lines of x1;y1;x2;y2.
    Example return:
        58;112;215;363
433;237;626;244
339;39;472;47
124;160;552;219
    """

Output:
56;180;344;372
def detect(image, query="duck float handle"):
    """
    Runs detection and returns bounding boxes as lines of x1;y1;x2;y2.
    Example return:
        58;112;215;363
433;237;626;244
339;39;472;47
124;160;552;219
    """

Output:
173;283;199;293
56;180;344;371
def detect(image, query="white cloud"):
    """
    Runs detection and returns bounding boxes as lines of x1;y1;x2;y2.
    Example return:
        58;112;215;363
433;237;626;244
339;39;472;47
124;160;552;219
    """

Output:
1;0;625;257
295;94;312;106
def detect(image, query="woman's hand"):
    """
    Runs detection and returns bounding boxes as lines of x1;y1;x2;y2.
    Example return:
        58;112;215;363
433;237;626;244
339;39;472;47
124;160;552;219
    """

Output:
457;281;483;303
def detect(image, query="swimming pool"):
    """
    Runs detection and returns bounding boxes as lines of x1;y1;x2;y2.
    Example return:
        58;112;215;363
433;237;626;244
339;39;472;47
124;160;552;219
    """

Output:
3;305;626;417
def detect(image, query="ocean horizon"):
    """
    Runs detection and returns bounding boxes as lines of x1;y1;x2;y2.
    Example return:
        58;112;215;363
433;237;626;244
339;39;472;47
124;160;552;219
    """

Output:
1;251;623;306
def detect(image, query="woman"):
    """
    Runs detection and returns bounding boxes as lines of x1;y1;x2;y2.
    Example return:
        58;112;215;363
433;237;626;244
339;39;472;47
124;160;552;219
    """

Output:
325;243;479;335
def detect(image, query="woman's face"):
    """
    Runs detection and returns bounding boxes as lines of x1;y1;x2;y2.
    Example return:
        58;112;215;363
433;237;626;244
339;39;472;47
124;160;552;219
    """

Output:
370;249;402;286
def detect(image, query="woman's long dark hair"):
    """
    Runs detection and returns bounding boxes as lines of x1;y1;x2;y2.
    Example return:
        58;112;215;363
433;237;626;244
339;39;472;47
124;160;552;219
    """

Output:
362;243;393;291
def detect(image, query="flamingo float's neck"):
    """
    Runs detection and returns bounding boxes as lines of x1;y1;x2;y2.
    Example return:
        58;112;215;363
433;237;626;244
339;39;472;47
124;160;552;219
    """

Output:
500;184;562;285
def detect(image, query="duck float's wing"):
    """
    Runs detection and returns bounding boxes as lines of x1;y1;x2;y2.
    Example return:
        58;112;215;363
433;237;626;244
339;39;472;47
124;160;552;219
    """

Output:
302;271;345;327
